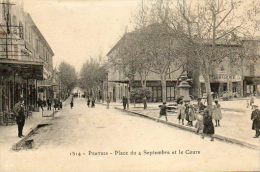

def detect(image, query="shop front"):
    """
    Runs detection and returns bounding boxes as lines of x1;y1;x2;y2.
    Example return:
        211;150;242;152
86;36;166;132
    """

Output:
200;73;243;98
243;76;260;96
0;58;43;113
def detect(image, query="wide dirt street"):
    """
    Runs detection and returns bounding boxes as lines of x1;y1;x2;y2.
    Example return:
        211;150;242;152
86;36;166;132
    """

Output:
1;98;259;172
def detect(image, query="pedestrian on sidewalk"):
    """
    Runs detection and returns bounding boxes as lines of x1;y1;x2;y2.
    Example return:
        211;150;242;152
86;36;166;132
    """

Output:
212;100;222;127
37;98;43;112
188;104;195;127
87;97;90;107
177;101;186;125
106;96;110;109
251;104;260;138
91;97;95;108
195;112;204;134
14;99;25;138
70;97;74;109
185;103;190;126
47;97;52;111
202;108;215;141
122;96;127;110
157;102;168;122
250;95;255;110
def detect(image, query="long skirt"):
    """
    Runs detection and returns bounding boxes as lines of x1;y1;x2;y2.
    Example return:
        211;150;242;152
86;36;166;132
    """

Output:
203;121;215;135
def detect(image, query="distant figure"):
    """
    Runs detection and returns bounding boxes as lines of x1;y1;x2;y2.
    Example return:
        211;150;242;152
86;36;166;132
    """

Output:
91;97;95;108
59;99;63;109
122;96;127;110
250;95;255;109
212;100;222;127
14;99;25;138
106;96;110;109
47;97;52;111
177;101;186;125
188;104;195;126
37;98;43;111
202;108;215;141
157;102;168;122
70;97;74;109
87;97;90;108
251;105;260;138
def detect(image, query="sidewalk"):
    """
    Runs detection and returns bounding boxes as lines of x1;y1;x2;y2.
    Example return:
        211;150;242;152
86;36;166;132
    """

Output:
104;98;260;149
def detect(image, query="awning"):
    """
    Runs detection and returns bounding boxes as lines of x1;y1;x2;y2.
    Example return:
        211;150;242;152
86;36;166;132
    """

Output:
0;58;44;80
244;76;260;85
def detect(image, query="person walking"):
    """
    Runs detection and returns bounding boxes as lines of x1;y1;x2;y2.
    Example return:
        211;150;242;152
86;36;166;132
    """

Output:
212;100;222;127
185;103;190;126
157;102;168;122
178;101;186;125
47;97;52;111
70;97;74;109
202;108;215;141
87;97;90;107
250;95;255;110
188;104;195;126
251;104;260;138
37;98;43;111
91;97;95;108
14;99;25;138
122;96;127;110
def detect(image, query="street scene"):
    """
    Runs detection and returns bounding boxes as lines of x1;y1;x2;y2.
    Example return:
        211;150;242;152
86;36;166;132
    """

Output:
0;0;260;172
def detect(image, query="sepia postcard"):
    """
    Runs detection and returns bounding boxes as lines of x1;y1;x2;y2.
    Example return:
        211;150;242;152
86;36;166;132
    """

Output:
0;0;259;171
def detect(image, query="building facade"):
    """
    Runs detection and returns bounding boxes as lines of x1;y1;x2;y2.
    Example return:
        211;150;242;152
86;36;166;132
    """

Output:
106;31;260;103
0;0;54;114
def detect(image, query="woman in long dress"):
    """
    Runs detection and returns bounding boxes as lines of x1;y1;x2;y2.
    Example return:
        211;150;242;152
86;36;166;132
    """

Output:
202;108;215;141
212;100;222;127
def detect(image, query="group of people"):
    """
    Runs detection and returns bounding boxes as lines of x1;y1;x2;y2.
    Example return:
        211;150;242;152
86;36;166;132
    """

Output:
37;97;63;111
87;97;96;108
158;98;223;141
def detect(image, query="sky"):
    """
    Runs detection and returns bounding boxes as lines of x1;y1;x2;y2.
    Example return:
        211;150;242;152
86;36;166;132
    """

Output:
22;0;141;71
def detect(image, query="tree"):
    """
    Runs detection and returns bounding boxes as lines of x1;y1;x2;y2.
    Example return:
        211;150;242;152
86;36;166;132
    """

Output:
79;58;107;99
164;0;260;111
58;62;77;97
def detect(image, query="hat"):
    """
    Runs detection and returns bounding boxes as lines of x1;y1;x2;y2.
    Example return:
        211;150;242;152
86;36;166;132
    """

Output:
163;102;167;104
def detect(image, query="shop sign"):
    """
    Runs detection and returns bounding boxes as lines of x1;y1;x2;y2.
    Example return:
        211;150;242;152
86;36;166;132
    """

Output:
199;74;242;82
211;74;242;82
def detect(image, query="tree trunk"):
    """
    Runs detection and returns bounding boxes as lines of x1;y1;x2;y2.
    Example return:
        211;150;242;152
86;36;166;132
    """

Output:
140;74;147;109
161;74;167;103
203;73;213;114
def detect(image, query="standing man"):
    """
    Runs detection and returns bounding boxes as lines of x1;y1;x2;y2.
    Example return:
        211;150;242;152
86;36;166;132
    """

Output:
251;105;260;138
14;99;25;138
70;97;74;109
122;96;127;110
47;97;52;111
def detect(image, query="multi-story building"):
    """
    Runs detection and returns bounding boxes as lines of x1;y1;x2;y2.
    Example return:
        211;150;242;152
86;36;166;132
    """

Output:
106;28;260;103
0;0;55;114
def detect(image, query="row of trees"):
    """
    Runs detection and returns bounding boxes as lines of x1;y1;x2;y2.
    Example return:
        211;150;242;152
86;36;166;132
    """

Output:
58;62;78;98
79;58;107;99
109;0;260;111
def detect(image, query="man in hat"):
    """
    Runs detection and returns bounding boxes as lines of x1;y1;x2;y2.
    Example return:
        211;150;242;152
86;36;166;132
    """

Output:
251;104;260;138
14;98;25;138
157;102;168;122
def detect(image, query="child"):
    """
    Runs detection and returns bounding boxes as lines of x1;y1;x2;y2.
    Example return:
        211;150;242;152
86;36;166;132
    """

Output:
157;102;168;122
195;112;204;134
